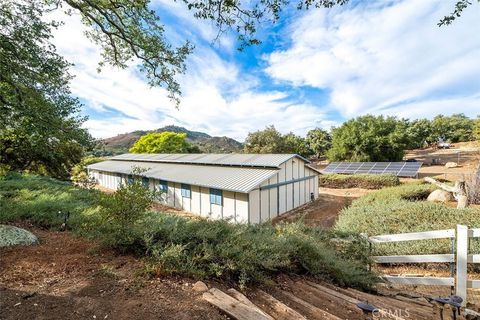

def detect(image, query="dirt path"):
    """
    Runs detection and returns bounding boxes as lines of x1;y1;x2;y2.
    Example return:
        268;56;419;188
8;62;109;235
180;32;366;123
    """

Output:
273;187;372;228
0;225;225;320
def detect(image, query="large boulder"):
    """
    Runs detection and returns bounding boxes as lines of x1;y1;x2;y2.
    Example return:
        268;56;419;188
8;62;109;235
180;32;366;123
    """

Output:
445;162;458;168
0;225;39;247
427;190;454;203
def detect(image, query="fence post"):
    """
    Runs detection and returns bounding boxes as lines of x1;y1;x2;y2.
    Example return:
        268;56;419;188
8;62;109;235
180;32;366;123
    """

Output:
456;224;468;305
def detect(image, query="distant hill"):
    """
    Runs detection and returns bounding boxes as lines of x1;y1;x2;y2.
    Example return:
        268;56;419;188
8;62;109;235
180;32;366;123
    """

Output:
95;125;243;155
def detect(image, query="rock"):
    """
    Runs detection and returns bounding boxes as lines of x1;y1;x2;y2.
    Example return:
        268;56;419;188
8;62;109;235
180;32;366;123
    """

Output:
0;225;39;247
445;162;458;168
192;281;208;292
427;190;454;203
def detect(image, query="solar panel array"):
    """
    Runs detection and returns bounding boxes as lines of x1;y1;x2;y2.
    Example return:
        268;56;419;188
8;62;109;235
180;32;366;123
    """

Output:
322;162;423;178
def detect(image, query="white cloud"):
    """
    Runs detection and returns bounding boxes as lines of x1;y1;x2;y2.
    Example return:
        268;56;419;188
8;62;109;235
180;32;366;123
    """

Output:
48;10;329;140
265;0;480;119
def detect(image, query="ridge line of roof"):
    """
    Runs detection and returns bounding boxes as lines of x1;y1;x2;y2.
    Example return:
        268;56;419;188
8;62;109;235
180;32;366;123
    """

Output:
109;153;310;168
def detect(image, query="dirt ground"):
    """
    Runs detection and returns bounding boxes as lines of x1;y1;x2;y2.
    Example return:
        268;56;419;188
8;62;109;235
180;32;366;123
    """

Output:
0;224;226;320
406;141;480;181
273;187;373;227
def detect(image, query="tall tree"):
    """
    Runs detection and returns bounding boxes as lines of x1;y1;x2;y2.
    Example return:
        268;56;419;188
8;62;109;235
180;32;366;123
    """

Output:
327;115;409;162
284;133;312;158
473;116;480;141
0;1;93;178
244;126;311;157
243;126;286;154
306;128;332;158
129;132;200;153
430;114;474;143
405;119;433;149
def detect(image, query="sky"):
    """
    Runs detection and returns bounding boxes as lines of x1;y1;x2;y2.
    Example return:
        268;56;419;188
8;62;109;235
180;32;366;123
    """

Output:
50;0;480;141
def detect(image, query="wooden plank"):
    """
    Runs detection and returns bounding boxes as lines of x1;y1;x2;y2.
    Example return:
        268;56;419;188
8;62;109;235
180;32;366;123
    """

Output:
393;295;432;308
203;288;274;320
456;224;468;306
304;281;359;305
254;289;306;320
293;282;364;319
337;286;433;320
369;229;455;243
226;288;270;317
373;254;454;264
279;290;342;320
382;276;454;286
304;282;410;320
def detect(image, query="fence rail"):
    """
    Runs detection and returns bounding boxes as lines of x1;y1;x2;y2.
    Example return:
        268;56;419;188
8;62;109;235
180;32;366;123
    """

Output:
369;225;480;308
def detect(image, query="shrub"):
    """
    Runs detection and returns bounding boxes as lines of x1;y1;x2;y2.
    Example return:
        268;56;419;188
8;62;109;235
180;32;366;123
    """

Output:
137;214;376;289
99;172;156;251
334;183;480;255
319;173;400;189
1;174;377;290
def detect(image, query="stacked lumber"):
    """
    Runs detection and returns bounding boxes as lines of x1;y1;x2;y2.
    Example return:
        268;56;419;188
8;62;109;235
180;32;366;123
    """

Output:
202;280;457;319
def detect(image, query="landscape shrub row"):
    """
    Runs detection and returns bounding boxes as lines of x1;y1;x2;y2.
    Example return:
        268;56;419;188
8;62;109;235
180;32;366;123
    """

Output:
0;174;377;290
334;182;480;255
319;173;400;189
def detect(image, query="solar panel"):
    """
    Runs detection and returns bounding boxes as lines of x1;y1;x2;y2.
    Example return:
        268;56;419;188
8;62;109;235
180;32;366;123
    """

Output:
322;162;423;178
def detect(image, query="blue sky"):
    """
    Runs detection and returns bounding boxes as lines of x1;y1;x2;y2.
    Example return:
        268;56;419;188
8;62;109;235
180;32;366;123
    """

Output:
50;0;480;141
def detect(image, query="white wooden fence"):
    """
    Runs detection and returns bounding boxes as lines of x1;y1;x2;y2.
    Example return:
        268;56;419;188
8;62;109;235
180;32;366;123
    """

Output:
369;225;480;306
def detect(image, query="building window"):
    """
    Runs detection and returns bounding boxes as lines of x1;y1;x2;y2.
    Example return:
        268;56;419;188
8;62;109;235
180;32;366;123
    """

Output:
142;177;149;188
158;180;168;192
181;184;191;198
127;174;134;185
209;188;222;205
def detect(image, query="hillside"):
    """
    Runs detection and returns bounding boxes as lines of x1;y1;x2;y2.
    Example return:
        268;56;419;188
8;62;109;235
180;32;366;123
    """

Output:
96;125;243;155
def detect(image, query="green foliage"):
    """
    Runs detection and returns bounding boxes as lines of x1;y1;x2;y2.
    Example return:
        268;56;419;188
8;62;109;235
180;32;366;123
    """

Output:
71;156;105;185
439;0;479;26
62;0;192;105
0;174;102;230
0;0;94;178
99;170;156;250
319;174;400;189
328;115;409;162
404;119;433;149
244;125;312;157
139;215;376;289
335;183;480;255
283;133;313;157
306;128;332;158
129;132;200;153
430;113;475;143
1;174;376;289
474;117;480;141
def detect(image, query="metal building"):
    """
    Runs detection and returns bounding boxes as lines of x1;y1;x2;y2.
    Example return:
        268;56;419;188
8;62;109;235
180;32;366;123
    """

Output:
87;154;320;223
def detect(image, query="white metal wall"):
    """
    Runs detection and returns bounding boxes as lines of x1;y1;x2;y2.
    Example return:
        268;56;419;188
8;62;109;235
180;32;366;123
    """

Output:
248;158;319;223
90;169;250;223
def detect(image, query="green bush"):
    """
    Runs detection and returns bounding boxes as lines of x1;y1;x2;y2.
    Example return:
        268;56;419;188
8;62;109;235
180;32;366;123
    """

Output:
0;174;377;290
136;214;376;289
334;183;480;255
319;173;400;189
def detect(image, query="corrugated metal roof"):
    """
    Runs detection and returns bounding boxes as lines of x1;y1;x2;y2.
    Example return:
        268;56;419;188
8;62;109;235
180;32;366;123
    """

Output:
88;160;279;193
110;153;308;168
